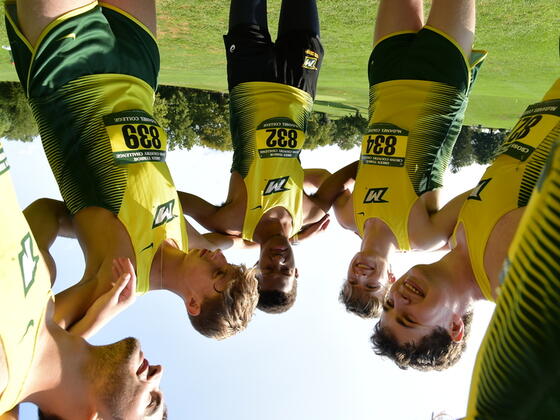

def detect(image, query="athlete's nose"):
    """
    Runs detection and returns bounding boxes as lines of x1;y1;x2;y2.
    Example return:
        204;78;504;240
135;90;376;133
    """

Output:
394;287;411;306
272;253;285;264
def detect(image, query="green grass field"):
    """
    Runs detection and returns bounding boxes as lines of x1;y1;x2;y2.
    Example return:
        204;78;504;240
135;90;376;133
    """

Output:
0;0;557;128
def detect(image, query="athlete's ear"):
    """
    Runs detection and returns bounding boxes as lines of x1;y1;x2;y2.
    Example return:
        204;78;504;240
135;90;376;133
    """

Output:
294;268;299;279
186;297;201;316
387;271;396;284
449;313;465;342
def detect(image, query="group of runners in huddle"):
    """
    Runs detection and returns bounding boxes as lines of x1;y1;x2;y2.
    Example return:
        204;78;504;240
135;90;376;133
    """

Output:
0;0;559;418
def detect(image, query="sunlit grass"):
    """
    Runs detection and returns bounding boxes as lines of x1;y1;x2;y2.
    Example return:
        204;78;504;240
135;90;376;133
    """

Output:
0;0;556;128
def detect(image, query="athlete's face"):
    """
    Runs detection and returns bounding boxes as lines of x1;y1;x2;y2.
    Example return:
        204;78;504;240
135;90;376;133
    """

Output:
344;251;392;301
92;337;166;419
258;236;298;293
185;249;233;299
379;264;458;345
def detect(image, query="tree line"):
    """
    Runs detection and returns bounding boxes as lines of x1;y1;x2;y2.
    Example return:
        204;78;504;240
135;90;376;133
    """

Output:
0;82;507;171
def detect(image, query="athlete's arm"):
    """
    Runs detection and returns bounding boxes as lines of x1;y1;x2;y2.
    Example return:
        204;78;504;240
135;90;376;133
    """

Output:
68;258;136;338
310;161;358;212
303;168;331;190
203;233;257;250
185;218;243;250
178;191;236;234
178;191;221;226
294;214;330;243
412;189;472;250
23;198;74;284
429;189;472;238
333;189;357;231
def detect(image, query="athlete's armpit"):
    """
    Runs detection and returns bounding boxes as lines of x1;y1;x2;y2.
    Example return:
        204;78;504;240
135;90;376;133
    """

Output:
333;189;357;231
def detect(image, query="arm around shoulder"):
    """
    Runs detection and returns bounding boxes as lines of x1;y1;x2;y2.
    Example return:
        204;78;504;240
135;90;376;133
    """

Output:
311;161;358;213
23;198;74;283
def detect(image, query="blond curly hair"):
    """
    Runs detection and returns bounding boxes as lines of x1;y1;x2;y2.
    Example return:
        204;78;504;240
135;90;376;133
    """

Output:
188;264;259;340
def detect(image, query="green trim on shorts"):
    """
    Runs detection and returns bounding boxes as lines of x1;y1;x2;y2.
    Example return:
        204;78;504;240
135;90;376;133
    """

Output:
6;1;159;98
368;27;486;93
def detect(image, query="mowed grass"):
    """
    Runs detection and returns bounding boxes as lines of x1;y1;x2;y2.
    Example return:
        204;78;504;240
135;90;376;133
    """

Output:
0;0;557;127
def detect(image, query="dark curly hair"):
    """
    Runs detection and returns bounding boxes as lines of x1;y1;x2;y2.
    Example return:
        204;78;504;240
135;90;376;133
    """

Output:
257;279;298;314
38;410;64;420
370;310;473;371
339;282;383;318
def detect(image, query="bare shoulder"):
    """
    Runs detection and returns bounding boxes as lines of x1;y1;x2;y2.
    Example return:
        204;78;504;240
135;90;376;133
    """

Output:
334;190;357;231
73;207;135;274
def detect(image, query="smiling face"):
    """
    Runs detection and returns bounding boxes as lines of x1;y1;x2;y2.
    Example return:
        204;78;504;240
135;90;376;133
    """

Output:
379;264;465;345
92;337;166;419
344;251;393;299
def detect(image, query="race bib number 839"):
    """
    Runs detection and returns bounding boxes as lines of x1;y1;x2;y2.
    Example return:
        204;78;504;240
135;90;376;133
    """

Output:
104;110;168;164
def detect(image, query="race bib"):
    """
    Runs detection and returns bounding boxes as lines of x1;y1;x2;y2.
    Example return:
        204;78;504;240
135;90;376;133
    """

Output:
256;117;304;159
501;99;560;161
104;110;168;164
361;123;408;167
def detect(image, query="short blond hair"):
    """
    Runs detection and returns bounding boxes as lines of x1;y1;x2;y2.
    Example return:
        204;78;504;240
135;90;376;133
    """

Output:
339;281;386;319
188;264;259;340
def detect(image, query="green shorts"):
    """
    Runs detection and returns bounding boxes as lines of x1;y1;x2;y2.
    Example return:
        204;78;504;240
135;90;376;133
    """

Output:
368;27;470;91
5;1;159;98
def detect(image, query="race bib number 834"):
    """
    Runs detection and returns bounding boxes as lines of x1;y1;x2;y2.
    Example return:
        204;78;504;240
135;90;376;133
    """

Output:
104;110;168;164
361;123;408;167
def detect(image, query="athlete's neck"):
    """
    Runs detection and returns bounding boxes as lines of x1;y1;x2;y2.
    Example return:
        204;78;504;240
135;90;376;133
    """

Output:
22;312;94;416
150;240;190;297
253;207;292;244
438;245;485;303
361;218;398;259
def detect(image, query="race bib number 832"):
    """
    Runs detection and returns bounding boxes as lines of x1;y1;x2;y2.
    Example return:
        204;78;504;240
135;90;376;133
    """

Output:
104;110;168;164
256;117;304;159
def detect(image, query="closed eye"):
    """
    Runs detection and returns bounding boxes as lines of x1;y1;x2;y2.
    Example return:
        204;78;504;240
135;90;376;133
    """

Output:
382;297;394;312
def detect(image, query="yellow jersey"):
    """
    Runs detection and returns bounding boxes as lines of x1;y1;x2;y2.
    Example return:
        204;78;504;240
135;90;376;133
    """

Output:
0;143;53;414
5;3;188;294
465;132;560;420
354;51;487;249
229;82;312;241
452;79;560;302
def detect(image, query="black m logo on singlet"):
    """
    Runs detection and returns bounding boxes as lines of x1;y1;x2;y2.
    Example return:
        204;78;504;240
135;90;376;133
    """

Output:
19;233;38;296
0;146;9;175
263;176;290;196
153;199;176;228
363;188;389;204
468;178;492;201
